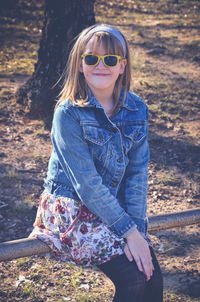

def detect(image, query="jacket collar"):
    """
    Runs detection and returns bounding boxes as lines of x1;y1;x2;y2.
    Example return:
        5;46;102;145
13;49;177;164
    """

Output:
86;88;138;111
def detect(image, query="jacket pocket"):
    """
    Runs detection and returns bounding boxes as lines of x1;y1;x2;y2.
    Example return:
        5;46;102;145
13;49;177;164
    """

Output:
121;123;146;153
82;125;113;146
82;125;114;172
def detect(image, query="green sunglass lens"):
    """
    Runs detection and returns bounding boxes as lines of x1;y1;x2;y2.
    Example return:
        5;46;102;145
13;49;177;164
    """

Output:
85;55;98;66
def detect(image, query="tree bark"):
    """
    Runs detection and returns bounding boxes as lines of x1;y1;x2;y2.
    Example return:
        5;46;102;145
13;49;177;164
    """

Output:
16;0;95;122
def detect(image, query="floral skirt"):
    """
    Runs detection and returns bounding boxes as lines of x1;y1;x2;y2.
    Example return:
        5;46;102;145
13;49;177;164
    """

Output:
29;190;126;266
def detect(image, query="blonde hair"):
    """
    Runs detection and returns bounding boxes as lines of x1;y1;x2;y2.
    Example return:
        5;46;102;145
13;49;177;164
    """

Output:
57;24;132;113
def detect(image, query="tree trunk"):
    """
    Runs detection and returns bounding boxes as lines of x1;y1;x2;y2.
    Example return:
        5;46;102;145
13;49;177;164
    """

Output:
16;0;95;122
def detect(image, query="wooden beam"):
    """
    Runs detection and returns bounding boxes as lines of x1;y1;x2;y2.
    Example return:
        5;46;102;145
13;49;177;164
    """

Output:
0;208;200;261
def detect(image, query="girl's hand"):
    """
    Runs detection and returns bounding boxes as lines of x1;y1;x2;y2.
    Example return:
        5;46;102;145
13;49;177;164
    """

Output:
124;229;154;281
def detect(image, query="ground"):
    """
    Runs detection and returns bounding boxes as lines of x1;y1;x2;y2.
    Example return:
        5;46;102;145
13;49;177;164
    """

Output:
0;0;200;301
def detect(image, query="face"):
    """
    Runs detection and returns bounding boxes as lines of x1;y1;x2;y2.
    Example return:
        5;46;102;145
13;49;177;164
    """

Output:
79;36;126;96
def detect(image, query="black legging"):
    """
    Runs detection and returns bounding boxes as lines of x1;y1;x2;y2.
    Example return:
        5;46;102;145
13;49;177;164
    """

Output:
97;246;163;302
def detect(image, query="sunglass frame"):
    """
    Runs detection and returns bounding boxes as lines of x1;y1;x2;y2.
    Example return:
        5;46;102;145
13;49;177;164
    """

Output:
81;54;122;67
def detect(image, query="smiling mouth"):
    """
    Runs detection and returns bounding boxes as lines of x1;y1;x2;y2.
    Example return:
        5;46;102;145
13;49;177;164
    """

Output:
93;73;109;76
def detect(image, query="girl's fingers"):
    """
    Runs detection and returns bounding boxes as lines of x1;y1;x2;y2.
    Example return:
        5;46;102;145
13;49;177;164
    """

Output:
140;253;154;280
124;244;133;262
141;258;152;280
134;257;143;273
133;248;154;280
125;245;154;281
126;230;155;280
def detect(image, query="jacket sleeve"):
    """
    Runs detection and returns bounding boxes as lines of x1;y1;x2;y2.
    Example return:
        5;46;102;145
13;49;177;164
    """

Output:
51;105;137;238
121;104;149;231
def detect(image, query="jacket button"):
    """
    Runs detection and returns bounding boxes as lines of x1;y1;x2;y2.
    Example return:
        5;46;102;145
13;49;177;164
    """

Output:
99;134;103;141
113;128;118;133
134;131;139;139
111;182;118;187
117;157;123;163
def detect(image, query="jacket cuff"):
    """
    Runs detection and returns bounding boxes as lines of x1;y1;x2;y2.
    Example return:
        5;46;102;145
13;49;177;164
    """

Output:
122;224;138;238
109;213;137;238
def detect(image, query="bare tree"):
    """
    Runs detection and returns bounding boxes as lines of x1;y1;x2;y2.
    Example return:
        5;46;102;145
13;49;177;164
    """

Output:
16;0;95;122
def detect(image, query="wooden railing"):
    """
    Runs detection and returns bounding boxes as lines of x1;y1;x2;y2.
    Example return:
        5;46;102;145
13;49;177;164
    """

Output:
0;208;200;261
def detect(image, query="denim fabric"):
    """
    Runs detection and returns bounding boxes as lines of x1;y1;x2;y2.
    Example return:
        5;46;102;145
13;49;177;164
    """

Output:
44;89;150;238
97;246;163;302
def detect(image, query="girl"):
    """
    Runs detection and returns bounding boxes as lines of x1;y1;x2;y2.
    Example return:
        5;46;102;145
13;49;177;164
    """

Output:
30;24;163;301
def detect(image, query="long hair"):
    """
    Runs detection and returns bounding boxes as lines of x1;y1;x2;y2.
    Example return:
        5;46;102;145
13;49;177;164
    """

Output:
57;24;132;113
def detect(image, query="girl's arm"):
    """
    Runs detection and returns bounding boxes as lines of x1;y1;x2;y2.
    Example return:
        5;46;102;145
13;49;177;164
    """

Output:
122;104;154;279
51;104;136;238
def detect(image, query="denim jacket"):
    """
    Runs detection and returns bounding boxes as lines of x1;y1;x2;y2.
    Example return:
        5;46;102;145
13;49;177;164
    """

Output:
44;90;149;239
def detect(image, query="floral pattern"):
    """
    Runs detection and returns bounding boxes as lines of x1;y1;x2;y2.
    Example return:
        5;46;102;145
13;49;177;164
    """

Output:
29;190;126;266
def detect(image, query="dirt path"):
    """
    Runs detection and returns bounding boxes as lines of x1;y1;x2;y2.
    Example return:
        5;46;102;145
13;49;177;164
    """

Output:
0;0;200;301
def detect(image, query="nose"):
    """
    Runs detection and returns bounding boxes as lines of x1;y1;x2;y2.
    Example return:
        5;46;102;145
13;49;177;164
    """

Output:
96;58;105;68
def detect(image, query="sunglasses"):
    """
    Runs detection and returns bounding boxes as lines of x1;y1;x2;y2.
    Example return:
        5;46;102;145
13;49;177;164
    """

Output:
81;54;122;67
